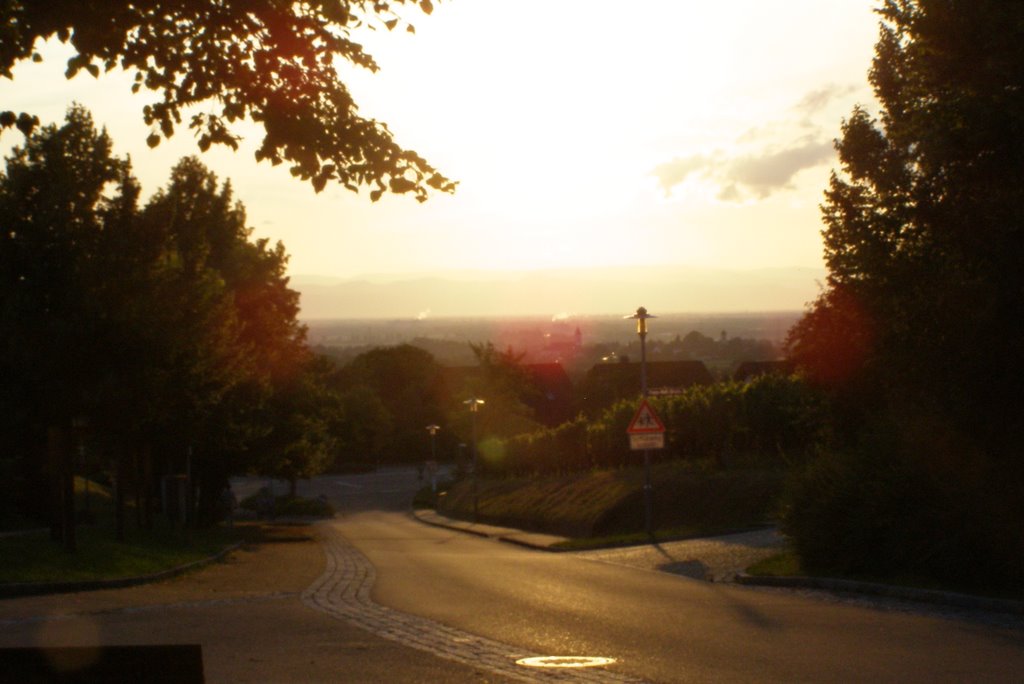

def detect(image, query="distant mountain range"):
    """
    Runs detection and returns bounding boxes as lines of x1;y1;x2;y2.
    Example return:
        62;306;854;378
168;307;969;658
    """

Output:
291;265;826;320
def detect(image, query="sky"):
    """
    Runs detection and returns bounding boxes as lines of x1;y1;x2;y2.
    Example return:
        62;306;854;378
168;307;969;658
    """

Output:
0;1;881;312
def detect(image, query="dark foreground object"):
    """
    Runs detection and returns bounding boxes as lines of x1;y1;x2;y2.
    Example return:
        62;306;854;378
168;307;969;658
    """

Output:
0;644;204;683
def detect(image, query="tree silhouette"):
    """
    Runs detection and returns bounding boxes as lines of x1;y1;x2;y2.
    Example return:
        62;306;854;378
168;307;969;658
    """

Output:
793;0;1024;457
0;0;455;201
0;106;336;537
784;0;1024;586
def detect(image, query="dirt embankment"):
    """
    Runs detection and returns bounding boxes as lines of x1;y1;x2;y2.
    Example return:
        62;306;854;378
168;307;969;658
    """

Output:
436;463;784;538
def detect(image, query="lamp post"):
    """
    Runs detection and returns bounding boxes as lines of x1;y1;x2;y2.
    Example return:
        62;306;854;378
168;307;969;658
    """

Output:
425;424;440;492
463;398;485;523
626;306;656;536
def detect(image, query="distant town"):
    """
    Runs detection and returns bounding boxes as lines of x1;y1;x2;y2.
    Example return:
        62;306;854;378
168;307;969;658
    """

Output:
306;311;800;381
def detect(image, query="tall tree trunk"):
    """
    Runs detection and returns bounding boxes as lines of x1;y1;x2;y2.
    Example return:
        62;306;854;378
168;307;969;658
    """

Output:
141;444;154;530
49;424;76;552
114;448;126;542
134;448;143;529
47;426;62;542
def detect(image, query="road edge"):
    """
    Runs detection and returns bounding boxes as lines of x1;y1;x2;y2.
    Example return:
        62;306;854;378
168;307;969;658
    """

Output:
413;508;1024;616
736;572;1024;615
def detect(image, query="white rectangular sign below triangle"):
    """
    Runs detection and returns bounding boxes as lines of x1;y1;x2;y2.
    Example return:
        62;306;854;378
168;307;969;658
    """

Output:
627;399;665;434
630;433;665;450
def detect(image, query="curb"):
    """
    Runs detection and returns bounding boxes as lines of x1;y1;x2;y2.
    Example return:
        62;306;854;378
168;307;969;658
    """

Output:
409;510;505;540
413;510;1024;617
736;573;1024;615
409;510;564;551
494;534;564;552
0;541;244;600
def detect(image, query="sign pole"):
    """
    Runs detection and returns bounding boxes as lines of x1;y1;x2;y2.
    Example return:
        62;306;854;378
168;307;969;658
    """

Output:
627;307;660;538
634;317;651;536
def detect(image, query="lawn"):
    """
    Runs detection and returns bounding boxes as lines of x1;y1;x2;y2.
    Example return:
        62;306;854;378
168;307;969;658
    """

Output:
0;476;247;585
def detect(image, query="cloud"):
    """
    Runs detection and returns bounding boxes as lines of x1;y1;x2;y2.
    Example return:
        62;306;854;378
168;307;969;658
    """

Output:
652;154;710;192
794;83;860;117
728;140;835;197
652;85;860;201
653;138;835;201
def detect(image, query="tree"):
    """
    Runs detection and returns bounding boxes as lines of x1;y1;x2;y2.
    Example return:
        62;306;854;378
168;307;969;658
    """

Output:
253;356;338;498
0;105;135;548
0;105;337;535
784;0;1024;586
798;0;1024;457
333;344;445;464
0;0;455;201
142;156;317;525
461;342;541;441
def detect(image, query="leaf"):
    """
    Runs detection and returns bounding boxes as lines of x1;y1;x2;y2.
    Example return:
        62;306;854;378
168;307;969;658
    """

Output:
312;175;327;193
198;135;211;152
385;19;398;31
389;176;416;194
420;0;434;15
15;113;38;135
31;52;42;63
407;24;415;34
146;133;161;148
0;111;15;128
370;188;383;202
85;63;99;78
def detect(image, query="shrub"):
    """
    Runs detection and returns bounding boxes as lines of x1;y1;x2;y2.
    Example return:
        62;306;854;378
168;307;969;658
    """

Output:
483;374;827;477
273;495;334;518
780;437;1023;591
240;491;333;518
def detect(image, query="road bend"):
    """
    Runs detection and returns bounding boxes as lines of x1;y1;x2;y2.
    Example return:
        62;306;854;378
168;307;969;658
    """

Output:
303;468;1024;683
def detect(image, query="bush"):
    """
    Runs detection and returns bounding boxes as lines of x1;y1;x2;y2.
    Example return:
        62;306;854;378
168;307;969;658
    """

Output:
780;439;1024;591
412;485;438;509
273;495;334;518
240;490;333;518
482;374;827;477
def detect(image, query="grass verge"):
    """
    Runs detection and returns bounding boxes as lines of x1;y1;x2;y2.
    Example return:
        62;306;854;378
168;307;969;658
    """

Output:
0;476;254;586
0;522;248;585
437;461;784;539
552;524;772;551
745;549;802;577
744;549;1024;602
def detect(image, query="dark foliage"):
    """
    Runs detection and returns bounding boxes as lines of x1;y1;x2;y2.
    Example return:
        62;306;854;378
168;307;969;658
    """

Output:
0;0;454;200
484;375;826;478
0;106;336;535
784;0;1024;586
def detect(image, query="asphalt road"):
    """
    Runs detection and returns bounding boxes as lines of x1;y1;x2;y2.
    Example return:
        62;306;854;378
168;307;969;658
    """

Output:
2;468;1023;683
276;468;1024;682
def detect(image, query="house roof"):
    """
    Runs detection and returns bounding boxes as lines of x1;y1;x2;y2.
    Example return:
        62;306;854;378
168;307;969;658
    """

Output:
577;361;712;413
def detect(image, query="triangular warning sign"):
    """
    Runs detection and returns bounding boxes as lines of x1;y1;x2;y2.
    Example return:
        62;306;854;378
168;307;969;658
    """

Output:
627;399;665;434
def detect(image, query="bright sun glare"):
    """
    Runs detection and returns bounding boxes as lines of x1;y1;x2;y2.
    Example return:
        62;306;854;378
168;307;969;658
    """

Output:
333;0;875;273
0;1;878;284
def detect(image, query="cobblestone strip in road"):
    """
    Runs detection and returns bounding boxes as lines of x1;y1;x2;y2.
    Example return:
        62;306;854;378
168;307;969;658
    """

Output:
302;524;646;683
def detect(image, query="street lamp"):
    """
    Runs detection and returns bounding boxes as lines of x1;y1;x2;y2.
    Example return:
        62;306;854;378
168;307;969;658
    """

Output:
625;306;656;536
463;397;485;523
425;424;440;492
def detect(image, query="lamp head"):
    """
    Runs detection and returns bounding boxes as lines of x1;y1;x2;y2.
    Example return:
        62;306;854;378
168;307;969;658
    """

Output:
463;398;485;412
624;306;656;336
